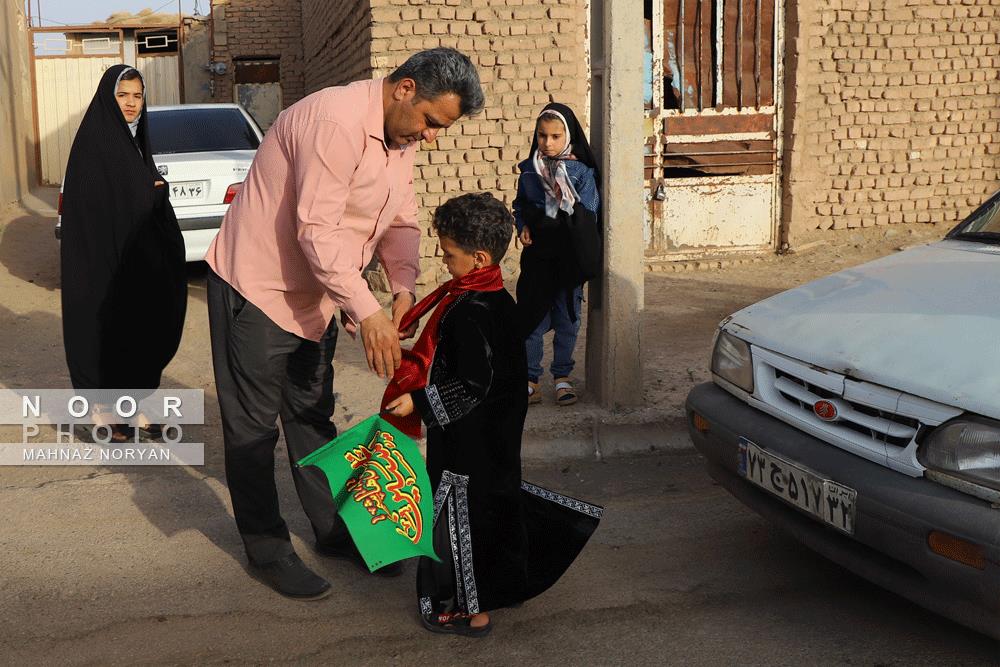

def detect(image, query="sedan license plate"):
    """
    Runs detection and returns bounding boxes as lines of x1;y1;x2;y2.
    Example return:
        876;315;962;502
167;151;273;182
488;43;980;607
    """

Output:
169;181;208;202
738;438;856;535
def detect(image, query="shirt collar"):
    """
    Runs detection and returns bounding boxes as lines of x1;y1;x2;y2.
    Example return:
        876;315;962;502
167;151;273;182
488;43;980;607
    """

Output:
366;77;413;154
366;78;390;151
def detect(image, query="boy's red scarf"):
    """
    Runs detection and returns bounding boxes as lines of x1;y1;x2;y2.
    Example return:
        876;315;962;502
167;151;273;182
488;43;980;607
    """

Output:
381;265;504;437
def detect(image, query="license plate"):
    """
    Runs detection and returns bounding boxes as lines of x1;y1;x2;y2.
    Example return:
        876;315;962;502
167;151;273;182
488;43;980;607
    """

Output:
738;438;857;535
169;181;208;202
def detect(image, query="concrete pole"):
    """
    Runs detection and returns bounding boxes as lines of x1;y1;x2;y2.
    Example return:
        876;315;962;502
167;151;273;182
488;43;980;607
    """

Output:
586;0;645;409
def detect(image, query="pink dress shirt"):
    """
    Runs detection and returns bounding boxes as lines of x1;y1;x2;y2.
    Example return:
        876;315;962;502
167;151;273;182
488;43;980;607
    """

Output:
206;78;421;342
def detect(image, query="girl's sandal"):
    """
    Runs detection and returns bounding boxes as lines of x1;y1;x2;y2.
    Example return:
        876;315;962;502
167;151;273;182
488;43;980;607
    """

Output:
527;381;541;405
421;612;493;638
554;378;578;406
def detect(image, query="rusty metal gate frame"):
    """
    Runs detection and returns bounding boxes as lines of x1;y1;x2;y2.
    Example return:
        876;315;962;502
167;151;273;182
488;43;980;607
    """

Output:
644;0;786;260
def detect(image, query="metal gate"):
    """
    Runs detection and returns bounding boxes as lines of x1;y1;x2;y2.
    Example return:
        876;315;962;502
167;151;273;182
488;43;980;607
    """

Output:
30;25;181;185
644;0;785;260
136;28;182;106
233;58;282;132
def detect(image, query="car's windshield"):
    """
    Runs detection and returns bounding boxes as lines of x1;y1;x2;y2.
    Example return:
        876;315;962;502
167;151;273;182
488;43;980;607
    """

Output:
147;108;260;154
949;194;1000;244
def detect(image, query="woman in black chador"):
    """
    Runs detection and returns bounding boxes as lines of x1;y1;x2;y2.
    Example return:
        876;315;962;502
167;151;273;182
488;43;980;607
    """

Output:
383;193;603;637
60;65;187;439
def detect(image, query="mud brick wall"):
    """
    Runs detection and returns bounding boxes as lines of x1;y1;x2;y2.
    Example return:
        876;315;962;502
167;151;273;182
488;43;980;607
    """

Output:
209;0;305;107
784;0;1000;236
301;1;373;93
301;0;591;284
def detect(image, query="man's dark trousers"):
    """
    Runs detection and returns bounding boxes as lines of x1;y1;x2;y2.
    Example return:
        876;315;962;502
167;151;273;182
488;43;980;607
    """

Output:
207;269;349;564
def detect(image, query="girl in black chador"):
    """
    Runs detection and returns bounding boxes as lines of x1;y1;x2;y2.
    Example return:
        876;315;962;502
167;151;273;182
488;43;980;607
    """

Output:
514;102;601;408
383;193;603;637
60;65;187;441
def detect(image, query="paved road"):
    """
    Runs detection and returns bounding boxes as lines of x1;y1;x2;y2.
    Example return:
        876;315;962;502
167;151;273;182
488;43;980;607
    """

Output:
1;449;997;665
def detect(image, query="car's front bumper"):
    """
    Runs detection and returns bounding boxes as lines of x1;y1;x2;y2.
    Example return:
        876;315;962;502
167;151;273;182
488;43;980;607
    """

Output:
686;381;1000;639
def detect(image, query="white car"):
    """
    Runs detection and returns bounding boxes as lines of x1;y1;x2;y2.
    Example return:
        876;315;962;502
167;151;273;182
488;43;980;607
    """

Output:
56;103;262;262
687;191;1000;638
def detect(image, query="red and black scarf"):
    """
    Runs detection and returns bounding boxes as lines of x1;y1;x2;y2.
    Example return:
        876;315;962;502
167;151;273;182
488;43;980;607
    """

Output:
381;265;505;437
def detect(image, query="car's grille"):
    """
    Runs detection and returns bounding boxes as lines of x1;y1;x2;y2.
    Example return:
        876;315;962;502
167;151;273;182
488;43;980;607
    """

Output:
772;369;920;448
749;347;932;466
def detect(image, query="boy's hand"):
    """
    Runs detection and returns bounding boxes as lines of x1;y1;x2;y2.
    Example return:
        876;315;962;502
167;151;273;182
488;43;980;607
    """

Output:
519;227;532;246
360;310;402;378
384;393;414;417
392;291;417;340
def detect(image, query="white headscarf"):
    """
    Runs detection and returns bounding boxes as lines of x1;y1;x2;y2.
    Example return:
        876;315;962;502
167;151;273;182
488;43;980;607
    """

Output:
114;67;143;139
531;109;579;218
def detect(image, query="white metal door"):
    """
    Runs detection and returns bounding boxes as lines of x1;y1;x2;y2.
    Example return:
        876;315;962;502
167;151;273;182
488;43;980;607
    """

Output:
137;55;180;106
35;57;120;185
31;26;181;185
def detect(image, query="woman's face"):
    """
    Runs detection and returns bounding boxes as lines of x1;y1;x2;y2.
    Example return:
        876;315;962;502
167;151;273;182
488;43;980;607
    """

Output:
116;78;144;123
536;117;568;157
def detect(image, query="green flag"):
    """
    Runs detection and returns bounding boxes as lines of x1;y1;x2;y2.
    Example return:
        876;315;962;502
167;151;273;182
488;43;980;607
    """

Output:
296;414;439;571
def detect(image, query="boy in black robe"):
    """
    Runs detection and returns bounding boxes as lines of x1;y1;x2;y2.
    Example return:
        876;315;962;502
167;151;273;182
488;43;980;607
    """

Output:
383;193;602;637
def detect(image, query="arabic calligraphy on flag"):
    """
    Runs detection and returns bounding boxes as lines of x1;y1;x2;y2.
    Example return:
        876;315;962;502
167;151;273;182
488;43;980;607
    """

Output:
343;427;424;544
297;415;439;571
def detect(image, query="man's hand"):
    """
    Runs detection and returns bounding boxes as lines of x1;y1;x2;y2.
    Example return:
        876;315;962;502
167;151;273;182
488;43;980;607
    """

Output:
392;291;417;340
360;310;402;378
384;393;415;417
519;226;533;246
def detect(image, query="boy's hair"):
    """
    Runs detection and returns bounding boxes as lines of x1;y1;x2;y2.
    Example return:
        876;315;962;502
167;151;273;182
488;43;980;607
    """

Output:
433;193;513;263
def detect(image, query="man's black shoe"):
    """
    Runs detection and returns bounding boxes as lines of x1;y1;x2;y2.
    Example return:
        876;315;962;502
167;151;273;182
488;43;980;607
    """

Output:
315;540;405;578
247;553;332;600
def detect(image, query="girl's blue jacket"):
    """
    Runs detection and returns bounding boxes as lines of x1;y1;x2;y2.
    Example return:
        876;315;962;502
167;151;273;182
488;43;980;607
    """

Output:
512;157;600;233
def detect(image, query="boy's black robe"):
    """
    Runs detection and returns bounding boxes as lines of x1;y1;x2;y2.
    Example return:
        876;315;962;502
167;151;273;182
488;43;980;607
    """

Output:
60;65;187;390
412;289;602;615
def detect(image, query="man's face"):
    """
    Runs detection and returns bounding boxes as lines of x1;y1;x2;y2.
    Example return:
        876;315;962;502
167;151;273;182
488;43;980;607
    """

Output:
384;78;463;148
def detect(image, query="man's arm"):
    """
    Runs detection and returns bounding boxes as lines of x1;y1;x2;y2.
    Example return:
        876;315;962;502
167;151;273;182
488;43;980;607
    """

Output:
376;178;421;339
293;119;400;376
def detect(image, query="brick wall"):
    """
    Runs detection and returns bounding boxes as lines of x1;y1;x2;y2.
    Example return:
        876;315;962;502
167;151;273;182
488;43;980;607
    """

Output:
784;0;1000;237
371;0;591;283
301;0;372;93
299;0;591;284
209;0;305;107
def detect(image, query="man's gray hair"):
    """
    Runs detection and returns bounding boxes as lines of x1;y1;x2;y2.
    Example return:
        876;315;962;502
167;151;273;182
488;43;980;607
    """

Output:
388;48;485;116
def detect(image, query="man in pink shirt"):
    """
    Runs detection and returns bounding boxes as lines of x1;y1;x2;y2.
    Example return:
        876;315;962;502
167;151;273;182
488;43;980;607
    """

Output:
205;49;484;600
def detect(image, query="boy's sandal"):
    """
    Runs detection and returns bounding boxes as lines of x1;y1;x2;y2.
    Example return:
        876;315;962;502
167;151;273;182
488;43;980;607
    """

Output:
554;379;578;406
527;381;541;405
421;612;493;638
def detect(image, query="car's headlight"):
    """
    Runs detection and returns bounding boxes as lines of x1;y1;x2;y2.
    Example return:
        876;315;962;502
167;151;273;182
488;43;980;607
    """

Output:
919;417;1000;490
711;330;754;393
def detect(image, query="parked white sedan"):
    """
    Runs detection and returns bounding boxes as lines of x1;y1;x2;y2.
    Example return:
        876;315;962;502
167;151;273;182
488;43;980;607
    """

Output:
687;191;1000;638
56;103;262;262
